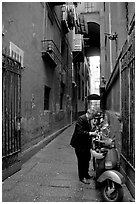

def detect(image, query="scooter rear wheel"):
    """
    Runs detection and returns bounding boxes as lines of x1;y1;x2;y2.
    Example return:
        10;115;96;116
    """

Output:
101;179;123;202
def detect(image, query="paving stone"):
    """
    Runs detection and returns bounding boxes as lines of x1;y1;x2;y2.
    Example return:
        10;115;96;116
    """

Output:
2;124;134;202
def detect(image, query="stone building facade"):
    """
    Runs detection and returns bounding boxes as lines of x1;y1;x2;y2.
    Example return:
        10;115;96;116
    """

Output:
100;2;135;198
2;2;90;179
2;2;73;152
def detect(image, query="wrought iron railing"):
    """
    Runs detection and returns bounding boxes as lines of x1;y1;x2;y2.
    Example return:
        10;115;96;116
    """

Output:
41;40;61;67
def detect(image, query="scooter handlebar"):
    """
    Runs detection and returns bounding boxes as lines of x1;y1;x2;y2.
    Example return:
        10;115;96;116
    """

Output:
91;149;105;159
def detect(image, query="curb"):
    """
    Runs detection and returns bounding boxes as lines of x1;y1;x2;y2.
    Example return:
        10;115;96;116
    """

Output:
21;123;71;164
2;123;71;181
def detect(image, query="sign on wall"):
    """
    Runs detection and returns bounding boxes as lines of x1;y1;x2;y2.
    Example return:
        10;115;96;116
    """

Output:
10;42;24;67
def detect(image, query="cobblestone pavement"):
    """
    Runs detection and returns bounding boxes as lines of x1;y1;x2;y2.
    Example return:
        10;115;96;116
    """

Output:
2;123;134;202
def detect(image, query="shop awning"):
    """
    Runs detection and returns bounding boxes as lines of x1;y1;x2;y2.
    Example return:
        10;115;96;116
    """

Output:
87;94;100;100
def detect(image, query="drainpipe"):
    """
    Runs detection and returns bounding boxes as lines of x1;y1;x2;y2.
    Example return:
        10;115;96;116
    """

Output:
108;2;113;73
108;2;113;109
119;60;122;116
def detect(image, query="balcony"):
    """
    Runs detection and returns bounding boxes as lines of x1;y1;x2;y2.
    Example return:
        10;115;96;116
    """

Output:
61;4;75;34
76;14;88;35
41;40;61;67
72;34;84;62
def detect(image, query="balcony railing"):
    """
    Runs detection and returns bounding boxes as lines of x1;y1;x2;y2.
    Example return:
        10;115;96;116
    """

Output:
41;40;61;67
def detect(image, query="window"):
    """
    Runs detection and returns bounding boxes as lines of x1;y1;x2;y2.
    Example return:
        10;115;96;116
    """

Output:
60;82;65;109
85;2;94;13
104;3;106;11
44;85;51;110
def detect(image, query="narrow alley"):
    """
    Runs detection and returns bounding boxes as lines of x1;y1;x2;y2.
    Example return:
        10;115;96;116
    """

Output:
2;124;133;202
2;2;135;199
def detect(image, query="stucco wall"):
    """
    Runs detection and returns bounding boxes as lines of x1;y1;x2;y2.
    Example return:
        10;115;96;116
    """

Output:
2;2;72;151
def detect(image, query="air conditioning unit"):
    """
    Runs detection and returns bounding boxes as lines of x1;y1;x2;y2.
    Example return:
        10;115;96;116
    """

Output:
73;34;83;52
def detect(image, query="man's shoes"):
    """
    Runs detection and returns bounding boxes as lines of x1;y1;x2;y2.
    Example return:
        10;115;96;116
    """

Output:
80;178;90;184
85;174;93;179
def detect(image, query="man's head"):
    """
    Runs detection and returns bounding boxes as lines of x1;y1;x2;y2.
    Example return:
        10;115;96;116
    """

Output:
86;108;98;120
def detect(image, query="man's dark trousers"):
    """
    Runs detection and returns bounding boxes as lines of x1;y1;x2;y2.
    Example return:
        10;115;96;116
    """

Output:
75;148;91;180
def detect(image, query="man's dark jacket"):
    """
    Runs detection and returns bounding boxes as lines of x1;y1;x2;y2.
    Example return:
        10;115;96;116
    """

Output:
70;114;92;149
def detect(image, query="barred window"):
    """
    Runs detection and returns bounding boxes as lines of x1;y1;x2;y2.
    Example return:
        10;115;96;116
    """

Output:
85;2;94;13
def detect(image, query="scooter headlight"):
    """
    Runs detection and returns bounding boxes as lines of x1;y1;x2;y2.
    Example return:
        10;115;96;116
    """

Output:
105;161;112;169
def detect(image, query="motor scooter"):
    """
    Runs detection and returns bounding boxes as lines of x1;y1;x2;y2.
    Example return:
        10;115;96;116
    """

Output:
91;122;124;202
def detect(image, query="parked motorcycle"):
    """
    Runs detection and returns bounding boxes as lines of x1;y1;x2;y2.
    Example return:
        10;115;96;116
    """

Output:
91;122;124;202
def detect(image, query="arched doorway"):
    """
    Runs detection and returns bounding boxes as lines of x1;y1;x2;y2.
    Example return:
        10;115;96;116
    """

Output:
83;22;101;109
84;22;100;57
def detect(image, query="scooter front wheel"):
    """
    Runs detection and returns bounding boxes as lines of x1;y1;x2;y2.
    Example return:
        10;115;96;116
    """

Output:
101;179;123;202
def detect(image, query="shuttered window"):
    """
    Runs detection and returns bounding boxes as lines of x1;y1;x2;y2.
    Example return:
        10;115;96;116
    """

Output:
44;85;51;110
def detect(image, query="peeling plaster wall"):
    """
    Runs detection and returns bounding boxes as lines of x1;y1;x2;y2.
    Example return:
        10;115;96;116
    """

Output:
2;2;72;151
